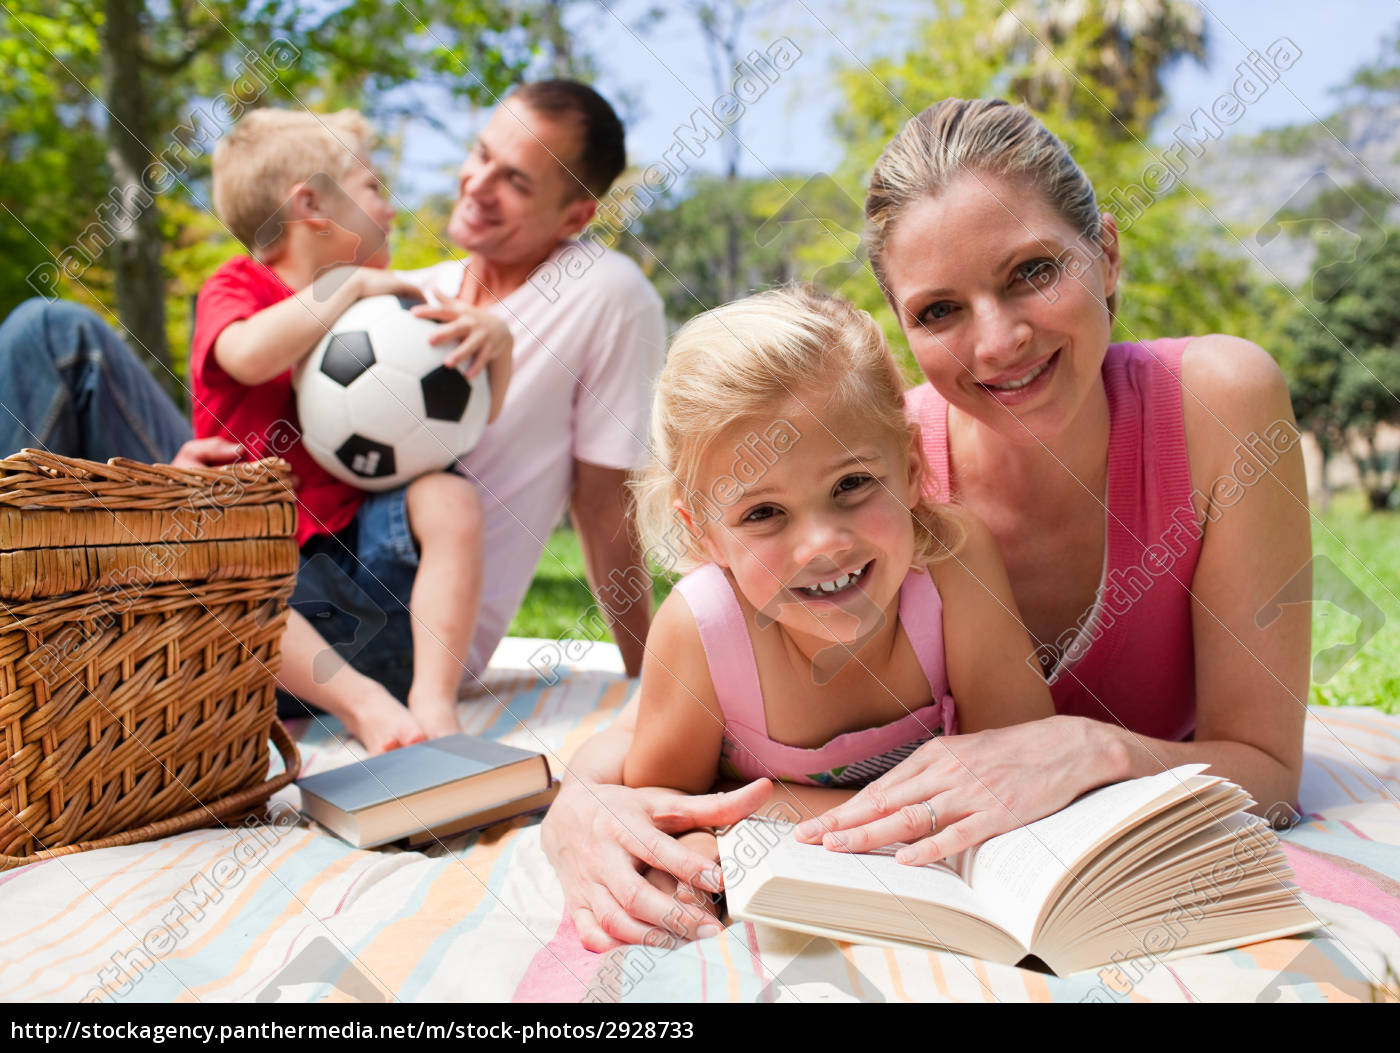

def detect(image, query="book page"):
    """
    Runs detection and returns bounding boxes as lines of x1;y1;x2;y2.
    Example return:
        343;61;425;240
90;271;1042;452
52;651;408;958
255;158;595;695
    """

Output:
966;765;1211;944
721;819;995;925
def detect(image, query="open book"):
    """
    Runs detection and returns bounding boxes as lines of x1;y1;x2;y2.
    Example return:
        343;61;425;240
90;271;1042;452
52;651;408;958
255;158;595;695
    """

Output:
719;765;1321;976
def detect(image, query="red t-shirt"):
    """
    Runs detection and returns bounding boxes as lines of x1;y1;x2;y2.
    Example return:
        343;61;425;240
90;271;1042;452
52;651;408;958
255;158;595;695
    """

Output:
191;256;363;546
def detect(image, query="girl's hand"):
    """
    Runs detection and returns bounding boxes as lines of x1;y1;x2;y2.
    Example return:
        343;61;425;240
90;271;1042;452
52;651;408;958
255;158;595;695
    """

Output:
793;716;1126;865
642;830;723;930
541;777;771;952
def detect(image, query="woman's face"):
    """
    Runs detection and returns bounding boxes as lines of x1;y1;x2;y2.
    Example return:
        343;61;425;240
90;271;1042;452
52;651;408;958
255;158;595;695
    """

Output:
882;171;1120;446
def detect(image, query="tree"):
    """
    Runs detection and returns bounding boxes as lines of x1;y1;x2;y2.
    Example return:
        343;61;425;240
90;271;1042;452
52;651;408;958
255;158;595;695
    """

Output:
621;172;846;323
992;0;1207;136
679;1;779;302
804;0;1259;376
3;0;538;400
1282;226;1400;512
0;5;109;322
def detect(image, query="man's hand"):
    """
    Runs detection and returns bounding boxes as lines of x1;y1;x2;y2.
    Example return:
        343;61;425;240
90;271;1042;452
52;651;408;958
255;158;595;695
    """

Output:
541;777;771;951
410;292;513;421
169;436;243;470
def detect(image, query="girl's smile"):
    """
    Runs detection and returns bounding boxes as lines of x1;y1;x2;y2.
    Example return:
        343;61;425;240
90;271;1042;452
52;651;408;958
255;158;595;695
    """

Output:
682;392;924;657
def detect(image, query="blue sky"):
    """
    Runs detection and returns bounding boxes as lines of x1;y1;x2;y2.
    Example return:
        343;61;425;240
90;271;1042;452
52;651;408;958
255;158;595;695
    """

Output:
392;0;1396;202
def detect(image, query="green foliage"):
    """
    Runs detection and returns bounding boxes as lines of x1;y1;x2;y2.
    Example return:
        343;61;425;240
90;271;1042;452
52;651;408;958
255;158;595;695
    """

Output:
508;525;675;641
0;0;542;392
1281;225;1400;509
0;2;108;318
813;0;1261;362
1340;30;1400;101
391;193;461;272
1309;490;1400;711
620;173;842;321
992;0;1207;136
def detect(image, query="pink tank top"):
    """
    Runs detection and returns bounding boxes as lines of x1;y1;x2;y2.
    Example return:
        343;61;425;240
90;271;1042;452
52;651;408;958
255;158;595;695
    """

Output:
675;562;957;787
907;338;1201;742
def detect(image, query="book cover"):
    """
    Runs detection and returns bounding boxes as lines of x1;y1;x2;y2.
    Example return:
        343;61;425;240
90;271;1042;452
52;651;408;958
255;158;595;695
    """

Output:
297;734;542;812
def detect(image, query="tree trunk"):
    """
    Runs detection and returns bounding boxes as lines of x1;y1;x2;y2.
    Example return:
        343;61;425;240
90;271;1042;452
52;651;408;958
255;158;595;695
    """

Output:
1314;432;1332;514
724;161;740;302
103;0;177;401
544;0;574;77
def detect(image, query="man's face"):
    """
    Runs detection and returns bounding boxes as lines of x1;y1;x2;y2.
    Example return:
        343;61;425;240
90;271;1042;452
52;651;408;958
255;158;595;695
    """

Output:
448;98;597;268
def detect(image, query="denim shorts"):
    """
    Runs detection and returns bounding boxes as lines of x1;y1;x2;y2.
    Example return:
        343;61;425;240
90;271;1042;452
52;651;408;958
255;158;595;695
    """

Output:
277;485;419;717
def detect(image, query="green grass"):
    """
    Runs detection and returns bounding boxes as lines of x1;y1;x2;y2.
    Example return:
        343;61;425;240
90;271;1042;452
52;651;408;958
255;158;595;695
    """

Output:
514;496;1399;712
1309;491;1400;713
507;526;675;640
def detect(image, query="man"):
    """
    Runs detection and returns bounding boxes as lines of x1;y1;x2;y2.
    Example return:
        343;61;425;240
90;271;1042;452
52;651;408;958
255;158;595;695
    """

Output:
0;79;662;713
402;80;663;678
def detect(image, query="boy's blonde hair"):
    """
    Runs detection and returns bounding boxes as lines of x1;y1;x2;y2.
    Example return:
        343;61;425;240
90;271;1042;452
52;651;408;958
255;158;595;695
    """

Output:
865;98;1116;317
212;108;374;260
632;284;964;576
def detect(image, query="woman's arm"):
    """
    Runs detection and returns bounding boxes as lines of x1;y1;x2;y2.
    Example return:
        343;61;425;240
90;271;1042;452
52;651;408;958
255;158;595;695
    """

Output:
796;337;1311;861
1132;334;1309;809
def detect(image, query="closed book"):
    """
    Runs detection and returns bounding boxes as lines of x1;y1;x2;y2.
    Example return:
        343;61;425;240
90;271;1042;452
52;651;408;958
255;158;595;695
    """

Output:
403;779;561;848
297;734;553;849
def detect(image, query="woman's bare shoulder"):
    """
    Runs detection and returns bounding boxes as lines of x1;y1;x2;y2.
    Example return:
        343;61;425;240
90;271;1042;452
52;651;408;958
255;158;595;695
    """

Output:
1178;334;1297;482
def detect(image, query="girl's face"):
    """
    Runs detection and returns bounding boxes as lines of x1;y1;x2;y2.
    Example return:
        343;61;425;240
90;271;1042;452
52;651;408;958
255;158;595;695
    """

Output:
881;171;1120;447
683;392;924;649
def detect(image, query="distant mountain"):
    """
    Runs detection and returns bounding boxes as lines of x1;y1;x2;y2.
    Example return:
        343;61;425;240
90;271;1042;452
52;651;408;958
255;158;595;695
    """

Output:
1181;102;1400;286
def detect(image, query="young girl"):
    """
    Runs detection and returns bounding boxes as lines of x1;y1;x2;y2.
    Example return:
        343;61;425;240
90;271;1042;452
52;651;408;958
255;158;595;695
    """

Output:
622;285;1055;894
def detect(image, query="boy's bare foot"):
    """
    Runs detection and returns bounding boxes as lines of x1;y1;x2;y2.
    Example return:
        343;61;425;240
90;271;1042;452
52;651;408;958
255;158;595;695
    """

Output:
341;692;428;754
407;693;465;739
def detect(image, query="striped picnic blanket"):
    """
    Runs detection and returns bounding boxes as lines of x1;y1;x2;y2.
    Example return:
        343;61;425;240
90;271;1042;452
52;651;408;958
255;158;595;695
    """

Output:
2;639;1397;1003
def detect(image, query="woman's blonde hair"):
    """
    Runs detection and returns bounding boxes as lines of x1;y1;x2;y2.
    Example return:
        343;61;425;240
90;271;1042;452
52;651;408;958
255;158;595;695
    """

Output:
865;98;1116;316
632;284;964;576
212;108;374;260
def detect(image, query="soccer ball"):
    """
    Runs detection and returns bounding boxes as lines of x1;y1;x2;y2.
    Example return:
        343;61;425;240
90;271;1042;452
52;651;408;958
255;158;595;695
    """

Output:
293;293;491;492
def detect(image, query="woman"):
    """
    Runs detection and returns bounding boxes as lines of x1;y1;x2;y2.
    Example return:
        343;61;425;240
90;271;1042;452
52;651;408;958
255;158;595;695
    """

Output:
543;98;1311;951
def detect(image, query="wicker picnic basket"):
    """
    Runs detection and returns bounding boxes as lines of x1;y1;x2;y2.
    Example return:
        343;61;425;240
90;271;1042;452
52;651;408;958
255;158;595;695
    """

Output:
0;448;303;870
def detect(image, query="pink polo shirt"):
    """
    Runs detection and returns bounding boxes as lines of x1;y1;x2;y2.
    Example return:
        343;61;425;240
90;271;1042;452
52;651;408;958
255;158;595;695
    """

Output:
402;242;666;673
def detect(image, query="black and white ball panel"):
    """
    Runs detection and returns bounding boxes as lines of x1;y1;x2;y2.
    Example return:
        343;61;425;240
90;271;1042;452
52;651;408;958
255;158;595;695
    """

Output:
318;331;375;387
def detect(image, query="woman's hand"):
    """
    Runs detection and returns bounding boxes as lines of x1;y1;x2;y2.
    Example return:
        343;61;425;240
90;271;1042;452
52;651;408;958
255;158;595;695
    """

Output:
541;777;771;951
793;716;1127;865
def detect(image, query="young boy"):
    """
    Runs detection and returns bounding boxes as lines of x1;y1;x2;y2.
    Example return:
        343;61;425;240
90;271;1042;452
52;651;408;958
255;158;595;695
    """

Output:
193;108;513;753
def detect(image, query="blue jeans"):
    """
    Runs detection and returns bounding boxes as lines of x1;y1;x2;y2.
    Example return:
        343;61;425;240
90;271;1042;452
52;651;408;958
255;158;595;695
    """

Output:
0;298;192;461
281;486;421;715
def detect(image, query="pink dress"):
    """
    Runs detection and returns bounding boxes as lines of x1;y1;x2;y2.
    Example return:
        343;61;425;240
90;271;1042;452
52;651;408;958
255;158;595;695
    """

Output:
907;338;1202;742
674;562;957;787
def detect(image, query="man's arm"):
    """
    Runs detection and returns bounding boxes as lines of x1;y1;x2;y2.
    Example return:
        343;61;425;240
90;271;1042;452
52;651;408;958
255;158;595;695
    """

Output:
570;458;650;677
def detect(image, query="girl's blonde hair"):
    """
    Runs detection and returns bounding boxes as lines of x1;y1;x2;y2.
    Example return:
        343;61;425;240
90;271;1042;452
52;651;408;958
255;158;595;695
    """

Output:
632;284;964;576
212;108;375;260
864;98;1116;317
